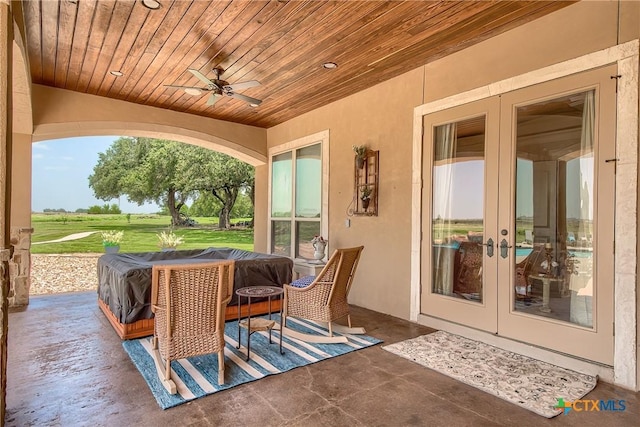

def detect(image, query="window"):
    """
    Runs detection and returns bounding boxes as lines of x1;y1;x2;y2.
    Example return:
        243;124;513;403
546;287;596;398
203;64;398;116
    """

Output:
269;131;329;259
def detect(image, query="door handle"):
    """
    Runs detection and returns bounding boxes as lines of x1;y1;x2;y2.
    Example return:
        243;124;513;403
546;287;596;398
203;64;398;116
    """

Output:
499;239;512;259
482;238;494;258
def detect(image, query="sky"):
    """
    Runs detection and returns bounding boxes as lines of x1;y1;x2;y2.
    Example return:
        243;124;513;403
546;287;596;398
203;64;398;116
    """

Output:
432;158;593;220
32;136;161;213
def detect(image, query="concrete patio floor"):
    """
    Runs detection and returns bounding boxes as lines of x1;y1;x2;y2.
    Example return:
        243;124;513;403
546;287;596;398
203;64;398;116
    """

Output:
6;291;640;426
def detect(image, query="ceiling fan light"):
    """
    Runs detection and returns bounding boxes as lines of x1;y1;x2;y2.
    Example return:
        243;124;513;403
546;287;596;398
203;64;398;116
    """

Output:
322;62;338;69
109;70;124;77
184;88;202;96
141;0;161;10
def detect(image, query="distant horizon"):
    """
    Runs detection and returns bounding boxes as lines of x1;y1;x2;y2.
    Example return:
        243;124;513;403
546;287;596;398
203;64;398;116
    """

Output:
31;209;162;215
32;136;162;214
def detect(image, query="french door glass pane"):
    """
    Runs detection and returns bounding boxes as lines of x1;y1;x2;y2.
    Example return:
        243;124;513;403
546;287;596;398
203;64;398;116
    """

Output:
296;221;320;259
432;116;485;302
513;90;594;328
272;152;292;217
271;221;291;257
295;144;322;218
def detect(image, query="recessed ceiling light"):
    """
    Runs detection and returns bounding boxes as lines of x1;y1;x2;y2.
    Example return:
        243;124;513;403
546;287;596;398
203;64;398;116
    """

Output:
109;70;124;77
322;62;338;69
184;88;202;96
141;0;161;10
249;103;259;108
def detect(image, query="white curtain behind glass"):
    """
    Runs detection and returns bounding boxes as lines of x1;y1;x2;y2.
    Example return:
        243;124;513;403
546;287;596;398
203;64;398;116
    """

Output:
295;144;322;218
578;91;595;239
271;152;292;217
432;123;457;295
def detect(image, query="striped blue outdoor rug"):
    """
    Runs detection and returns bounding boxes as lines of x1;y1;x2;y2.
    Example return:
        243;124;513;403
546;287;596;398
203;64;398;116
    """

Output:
123;315;382;409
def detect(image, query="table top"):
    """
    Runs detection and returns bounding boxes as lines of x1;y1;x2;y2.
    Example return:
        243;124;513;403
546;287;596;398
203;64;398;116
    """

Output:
236;285;284;297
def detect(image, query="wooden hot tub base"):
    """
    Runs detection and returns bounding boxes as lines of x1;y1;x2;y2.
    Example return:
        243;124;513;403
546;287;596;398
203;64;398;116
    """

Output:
98;298;283;340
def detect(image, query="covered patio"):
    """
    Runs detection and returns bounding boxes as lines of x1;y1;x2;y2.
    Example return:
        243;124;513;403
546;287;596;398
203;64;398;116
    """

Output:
7;291;640;426
4;1;640;424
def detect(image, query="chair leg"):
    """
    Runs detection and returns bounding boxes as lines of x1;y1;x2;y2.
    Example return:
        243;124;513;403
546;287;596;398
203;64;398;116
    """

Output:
151;345;177;394
328;322;333;337
218;349;225;385
165;359;171;383
347;314;352;328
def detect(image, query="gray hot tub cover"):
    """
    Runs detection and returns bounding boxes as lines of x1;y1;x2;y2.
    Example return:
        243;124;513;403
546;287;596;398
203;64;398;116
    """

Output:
97;247;293;324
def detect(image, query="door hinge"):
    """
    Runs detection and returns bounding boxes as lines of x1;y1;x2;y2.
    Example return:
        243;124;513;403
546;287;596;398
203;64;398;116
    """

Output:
611;74;622;93
613;322;615;336
605;158;619;174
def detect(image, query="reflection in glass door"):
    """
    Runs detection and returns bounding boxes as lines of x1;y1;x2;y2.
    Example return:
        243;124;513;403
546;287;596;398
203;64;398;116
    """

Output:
421;66;615;364
513;90;595;327
421;97;500;333
497;65;615;365
432;117;486;303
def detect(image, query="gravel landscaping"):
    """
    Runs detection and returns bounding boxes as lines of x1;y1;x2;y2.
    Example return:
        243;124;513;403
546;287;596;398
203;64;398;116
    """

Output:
30;254;101;295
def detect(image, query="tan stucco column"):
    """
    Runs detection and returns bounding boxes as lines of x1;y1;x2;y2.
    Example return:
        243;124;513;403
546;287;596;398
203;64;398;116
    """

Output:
9;132;31;307
0;1;13;424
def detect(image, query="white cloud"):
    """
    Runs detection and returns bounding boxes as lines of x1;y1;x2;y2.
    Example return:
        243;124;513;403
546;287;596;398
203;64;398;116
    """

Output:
33;143;50;150
60;156;74;161
44;166;69;171
33;153;44;159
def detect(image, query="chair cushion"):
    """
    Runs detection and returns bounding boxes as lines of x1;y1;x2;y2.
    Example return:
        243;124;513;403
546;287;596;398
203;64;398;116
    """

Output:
291;275;315;288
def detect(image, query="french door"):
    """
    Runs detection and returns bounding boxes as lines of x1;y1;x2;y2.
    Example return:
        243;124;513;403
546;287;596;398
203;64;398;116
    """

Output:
421;65;616;365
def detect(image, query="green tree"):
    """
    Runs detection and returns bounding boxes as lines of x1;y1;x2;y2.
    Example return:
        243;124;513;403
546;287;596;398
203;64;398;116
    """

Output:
189;192;221;218
187;152;254;229
89;137;253;227
87;203;121;214
231;189;254;219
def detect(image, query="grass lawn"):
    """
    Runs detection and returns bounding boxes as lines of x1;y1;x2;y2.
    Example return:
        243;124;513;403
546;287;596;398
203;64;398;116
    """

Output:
31;213;254;254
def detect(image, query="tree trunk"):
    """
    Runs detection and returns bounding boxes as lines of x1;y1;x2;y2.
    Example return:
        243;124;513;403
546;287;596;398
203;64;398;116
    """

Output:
212;187;238;230
248;183;255;228
167;189;181;226
218;206;231;230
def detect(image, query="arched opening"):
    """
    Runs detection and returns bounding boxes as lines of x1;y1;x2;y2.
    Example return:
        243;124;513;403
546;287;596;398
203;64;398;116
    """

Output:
11;129;261;306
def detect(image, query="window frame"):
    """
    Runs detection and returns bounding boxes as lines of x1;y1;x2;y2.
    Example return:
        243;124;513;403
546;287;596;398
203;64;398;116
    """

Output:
267;130;329;260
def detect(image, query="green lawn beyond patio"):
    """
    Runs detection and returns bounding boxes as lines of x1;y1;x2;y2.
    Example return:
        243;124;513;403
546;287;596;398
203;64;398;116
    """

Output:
30;213;253;254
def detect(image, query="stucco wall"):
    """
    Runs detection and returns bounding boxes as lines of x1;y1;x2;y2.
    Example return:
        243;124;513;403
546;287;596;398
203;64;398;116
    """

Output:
30;85;268;166
423;0;620;102
264;68;424;319
10;133;30;226
262;1;627;321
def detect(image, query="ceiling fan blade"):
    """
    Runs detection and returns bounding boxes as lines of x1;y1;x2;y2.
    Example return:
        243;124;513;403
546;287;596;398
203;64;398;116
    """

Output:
188;68;215;86
223;80;260;91
227;92;262;106
207;93;222;106
164;84;204;90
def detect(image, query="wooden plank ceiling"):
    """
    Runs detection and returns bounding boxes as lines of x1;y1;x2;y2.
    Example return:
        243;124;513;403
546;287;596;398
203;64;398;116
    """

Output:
21;0;575;129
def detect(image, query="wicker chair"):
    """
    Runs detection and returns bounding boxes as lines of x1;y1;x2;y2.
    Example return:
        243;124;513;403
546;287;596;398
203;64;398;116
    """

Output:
514;246;545;298
283;246;364;344
150;260;235;394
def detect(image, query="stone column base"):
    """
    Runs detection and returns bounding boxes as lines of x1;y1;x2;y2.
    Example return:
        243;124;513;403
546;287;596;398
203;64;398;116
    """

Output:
9;227;33;307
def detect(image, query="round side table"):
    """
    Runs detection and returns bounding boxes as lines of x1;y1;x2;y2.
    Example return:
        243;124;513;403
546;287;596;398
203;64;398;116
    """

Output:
235;285;284;361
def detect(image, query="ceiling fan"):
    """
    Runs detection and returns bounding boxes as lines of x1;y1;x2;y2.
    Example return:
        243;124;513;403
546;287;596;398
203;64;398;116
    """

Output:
165;68;262;107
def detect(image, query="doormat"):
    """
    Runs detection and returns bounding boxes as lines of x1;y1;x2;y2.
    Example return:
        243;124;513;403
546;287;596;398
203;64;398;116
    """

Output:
382;331;597;418
123;316;382;409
